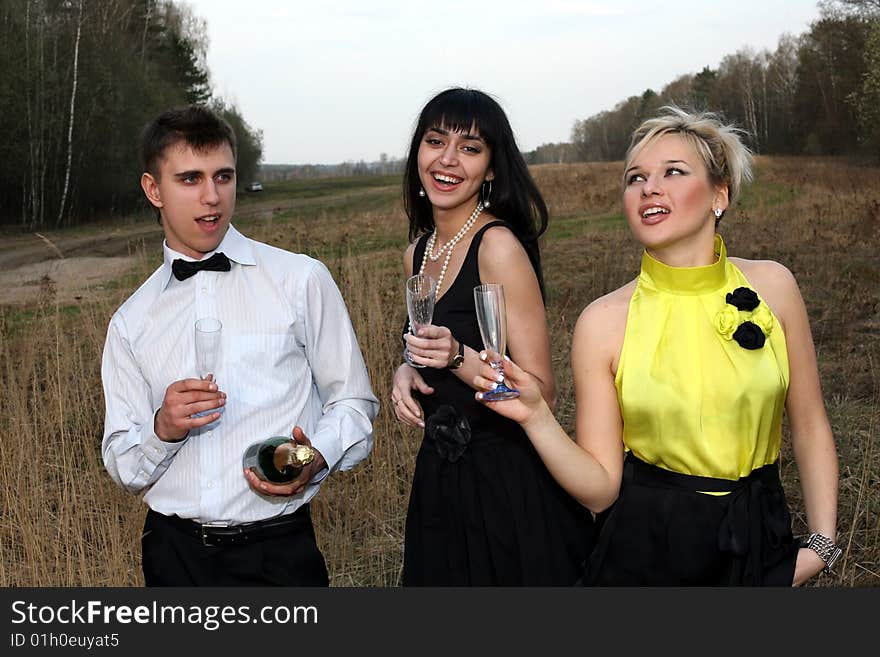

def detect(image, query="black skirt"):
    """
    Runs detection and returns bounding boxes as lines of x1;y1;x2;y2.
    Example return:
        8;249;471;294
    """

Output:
403;415;595;586
583;452;799;586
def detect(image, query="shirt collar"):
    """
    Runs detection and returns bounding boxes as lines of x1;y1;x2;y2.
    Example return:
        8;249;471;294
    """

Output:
160;224;256;290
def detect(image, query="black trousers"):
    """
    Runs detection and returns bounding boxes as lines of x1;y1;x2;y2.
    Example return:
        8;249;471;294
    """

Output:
141;506;329;586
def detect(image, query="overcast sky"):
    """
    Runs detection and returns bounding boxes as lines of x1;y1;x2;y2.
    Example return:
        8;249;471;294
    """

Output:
184;0;823;165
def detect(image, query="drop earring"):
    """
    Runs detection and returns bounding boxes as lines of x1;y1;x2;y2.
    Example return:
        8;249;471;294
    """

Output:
418;188;426;198
481;180;493;208
714;207;723;219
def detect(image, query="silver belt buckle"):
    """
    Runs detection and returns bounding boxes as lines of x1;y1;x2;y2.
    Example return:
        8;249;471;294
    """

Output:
199;520;229;547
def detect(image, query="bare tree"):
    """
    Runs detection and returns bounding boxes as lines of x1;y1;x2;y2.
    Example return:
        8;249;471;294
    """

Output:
24;0;48;229
57;0;85;227
765;35;800;152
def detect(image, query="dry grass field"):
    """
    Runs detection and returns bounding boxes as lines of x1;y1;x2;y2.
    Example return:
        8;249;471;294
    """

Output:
0;158;877;586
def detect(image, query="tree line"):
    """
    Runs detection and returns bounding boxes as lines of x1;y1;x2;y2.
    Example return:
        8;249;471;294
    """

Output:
259;156;405;182
0;0;263;229
525;0;880;165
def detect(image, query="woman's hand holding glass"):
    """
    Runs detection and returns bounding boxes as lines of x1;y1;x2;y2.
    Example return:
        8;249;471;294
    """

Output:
474;351;548;427
403;324;458;369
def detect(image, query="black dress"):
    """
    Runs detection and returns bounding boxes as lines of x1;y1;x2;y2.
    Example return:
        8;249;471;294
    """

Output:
402;221;595;586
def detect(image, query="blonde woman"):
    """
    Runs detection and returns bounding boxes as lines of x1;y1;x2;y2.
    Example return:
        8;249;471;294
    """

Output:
477;107;839;586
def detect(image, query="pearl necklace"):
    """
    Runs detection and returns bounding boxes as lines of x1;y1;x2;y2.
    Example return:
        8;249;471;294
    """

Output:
426;202;484;262
419;202;483;297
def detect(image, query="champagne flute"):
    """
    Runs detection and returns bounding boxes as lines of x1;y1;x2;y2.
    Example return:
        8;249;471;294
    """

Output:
473;283;519;400
404;274;436;368
194;317;222;381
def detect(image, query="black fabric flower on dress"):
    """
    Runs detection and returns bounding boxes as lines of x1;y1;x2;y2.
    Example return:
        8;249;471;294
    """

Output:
425;404;471;463
732;321;766;350
725;287;760;311
714;286;773;350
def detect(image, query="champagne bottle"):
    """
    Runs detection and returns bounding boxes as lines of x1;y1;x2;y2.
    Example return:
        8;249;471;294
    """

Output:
242;437;316;484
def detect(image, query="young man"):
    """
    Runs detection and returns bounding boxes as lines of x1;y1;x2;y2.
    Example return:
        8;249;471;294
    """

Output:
101;105;378;586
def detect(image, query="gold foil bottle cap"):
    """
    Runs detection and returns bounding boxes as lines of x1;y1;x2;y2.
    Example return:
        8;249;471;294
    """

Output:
272;442;315;474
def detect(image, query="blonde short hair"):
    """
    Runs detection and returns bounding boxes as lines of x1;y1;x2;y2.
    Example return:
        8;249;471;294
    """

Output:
624;106;754;208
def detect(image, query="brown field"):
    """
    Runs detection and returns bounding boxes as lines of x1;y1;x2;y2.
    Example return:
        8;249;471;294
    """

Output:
0;157;877;586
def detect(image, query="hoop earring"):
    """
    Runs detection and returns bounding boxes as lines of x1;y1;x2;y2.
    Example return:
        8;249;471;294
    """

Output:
481;180;493;208
418;188;426;198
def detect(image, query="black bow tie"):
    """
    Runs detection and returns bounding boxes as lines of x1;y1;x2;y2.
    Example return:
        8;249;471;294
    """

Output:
171;251;232;281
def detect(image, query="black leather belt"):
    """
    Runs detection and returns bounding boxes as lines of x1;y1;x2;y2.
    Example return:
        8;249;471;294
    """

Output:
151;505;311;547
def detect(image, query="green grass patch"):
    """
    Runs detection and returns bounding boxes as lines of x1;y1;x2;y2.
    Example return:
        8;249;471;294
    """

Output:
240;175;402;203
591;212;626;231
546;212;626;240
298;234;407;262
1;307;37;335
101;269;152;292
238;187;401;226
738;179;797;210
1;304;83;338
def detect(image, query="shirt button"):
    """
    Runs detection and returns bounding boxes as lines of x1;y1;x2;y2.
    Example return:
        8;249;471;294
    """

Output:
207;481;214;489
201;287;207;293
207;430;213;437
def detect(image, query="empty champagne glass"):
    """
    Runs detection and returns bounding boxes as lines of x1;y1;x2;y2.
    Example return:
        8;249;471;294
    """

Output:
404;274;436;368
473;283;519;400
194;317;222;381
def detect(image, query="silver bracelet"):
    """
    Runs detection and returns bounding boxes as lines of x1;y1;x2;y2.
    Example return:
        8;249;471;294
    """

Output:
800;532;842;572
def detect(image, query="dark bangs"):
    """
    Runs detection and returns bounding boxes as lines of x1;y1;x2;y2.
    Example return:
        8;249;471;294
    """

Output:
415;88;504;151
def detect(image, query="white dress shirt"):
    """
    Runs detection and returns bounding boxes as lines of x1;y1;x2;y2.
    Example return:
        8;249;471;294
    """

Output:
101;225;378;524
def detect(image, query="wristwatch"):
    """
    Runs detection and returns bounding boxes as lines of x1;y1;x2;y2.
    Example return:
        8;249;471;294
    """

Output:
447;339;465;370
800;532;842;572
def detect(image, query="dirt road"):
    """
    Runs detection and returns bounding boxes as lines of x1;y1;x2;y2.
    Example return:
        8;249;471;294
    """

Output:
0;223;162;270
0;222;162;306
0;185;398;306
0;198;284;306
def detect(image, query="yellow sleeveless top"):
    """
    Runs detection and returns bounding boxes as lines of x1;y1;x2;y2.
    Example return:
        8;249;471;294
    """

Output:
615;235;789;480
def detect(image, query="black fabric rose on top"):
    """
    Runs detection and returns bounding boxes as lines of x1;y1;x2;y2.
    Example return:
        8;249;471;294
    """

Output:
726;287;760;311
716;285;771;350
732;321;766;350
425;405;471;463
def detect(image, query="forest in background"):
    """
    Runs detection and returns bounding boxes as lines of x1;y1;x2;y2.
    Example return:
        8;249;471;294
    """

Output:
0;0;263;229
527;0;880;164
4;0;880;223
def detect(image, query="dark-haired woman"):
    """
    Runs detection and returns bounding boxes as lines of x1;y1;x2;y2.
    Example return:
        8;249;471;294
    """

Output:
390;88;594;586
